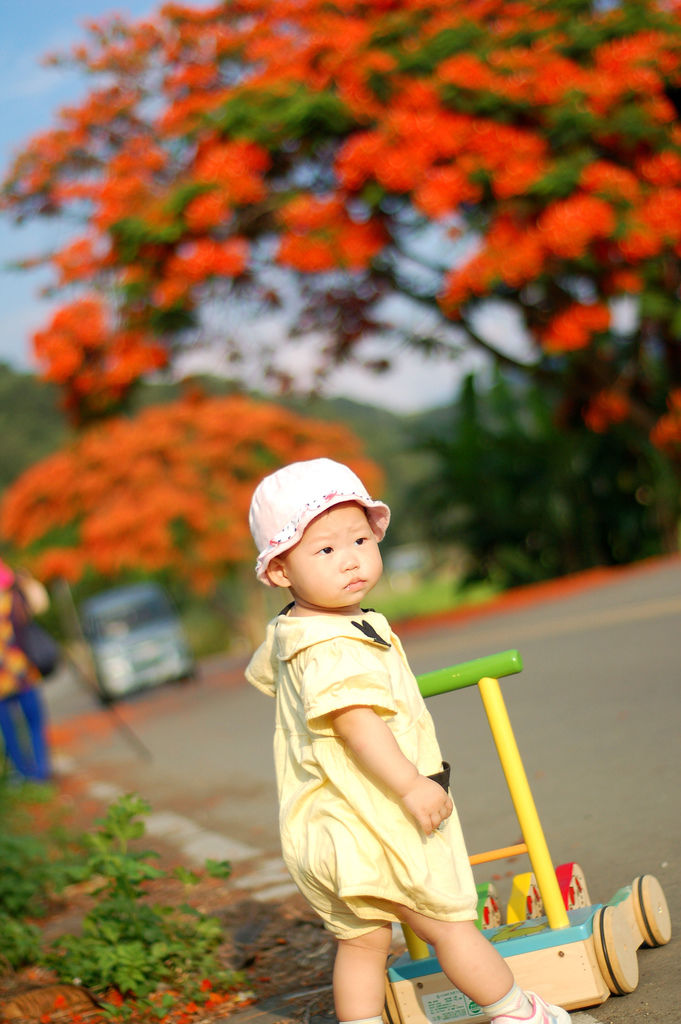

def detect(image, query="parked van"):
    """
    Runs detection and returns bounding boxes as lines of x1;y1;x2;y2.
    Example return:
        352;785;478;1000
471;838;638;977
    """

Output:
80;583;195;701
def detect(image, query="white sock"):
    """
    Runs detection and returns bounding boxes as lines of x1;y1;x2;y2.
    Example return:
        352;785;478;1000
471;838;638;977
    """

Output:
338;1018;384;1024
482;982;532;1018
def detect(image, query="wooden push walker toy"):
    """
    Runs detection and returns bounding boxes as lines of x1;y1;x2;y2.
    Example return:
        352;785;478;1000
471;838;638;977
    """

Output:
383;650;671;1024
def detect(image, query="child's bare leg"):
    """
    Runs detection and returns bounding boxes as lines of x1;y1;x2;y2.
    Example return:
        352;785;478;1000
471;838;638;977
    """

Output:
396;905;513;1007
333;923;393;1022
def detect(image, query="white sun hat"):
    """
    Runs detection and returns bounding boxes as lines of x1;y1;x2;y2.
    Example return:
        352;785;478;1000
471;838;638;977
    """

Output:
249;458;391;585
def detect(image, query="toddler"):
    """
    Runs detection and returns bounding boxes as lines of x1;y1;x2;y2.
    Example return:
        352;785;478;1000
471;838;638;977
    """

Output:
246;458;570;1024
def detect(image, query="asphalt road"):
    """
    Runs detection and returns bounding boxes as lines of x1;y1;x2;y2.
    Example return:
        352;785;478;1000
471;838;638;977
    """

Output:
45;556;681;1022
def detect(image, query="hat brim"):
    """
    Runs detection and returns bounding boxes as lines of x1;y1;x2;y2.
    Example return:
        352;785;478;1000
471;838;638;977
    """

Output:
256;495;390;585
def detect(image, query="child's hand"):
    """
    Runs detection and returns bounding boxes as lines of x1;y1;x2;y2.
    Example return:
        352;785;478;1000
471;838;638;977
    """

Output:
400;776;453;836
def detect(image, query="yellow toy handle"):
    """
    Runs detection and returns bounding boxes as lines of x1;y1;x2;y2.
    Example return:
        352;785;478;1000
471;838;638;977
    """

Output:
477;676;569;930
415;652;570;935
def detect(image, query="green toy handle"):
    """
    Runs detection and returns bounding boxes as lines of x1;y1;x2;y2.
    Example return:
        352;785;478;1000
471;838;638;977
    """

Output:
417;649;523;697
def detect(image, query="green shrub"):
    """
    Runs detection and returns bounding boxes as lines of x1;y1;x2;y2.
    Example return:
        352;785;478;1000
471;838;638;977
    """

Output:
45;794;237;1012
0;780;239;1017
0;912;42;969
0;780;79;967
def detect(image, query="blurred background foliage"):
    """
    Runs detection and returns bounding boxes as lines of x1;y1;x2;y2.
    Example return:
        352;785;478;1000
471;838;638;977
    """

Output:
2;362;676;657
3;1;681;658
413;371;679;589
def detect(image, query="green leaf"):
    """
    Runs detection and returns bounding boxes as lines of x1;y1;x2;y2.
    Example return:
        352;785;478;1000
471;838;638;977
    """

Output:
640;289;675;320
173;865;201;885
544;100;598;147
148;305;197;334
215;86;354;145
204;859;232;879
397;22;487;73
110;216;184;262
166;181;215;217
531;152;594;199
670;305;681;340
607;103;669;144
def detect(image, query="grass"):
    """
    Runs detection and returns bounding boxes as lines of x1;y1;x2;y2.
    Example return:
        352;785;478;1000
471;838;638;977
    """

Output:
370;573;500;623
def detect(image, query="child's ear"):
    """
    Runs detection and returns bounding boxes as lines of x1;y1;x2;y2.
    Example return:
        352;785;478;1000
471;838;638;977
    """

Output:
265;558;290;589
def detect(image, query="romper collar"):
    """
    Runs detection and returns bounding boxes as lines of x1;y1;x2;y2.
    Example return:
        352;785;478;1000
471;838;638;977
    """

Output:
273;608;392;662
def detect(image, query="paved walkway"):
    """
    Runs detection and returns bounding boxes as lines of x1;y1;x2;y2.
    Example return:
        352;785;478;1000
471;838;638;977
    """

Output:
43;553;681;1024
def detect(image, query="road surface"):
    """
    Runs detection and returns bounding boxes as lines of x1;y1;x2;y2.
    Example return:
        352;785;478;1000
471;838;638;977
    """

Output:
45;555;681;1023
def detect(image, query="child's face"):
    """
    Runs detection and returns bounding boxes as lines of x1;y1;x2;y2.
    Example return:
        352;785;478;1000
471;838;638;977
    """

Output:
266;502;383;615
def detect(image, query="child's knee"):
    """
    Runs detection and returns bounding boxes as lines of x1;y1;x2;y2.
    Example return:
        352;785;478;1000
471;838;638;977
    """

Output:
338;923;392;956
397;907;477;947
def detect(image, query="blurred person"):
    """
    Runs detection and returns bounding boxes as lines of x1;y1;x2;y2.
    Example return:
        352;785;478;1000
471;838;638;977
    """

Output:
0;558;51;782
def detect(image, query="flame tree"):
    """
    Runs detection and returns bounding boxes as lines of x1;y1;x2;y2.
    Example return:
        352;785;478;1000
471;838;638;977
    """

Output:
0;392;382;589
3;0;681;542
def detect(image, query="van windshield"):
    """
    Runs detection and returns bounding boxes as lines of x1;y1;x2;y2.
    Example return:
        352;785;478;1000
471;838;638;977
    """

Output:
86;591;173;639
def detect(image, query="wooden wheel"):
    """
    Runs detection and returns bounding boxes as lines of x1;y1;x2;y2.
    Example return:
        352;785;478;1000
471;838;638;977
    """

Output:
632;875;672;947
592;905;639;995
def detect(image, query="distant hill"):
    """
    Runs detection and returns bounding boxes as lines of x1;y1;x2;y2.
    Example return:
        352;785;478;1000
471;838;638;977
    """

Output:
0;363;69;494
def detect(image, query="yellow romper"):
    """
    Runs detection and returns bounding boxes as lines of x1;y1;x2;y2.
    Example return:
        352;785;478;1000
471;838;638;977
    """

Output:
246;608;477;939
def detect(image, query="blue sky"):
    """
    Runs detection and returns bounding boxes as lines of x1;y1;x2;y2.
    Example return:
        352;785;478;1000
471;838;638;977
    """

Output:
0;2;163;371
0;1;485;412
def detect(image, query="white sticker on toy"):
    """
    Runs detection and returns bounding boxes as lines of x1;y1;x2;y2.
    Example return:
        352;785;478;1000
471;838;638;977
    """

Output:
421;988;483;1022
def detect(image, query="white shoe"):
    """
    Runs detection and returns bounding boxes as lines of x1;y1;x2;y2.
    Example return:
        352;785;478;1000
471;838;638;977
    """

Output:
491;991;570;1024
